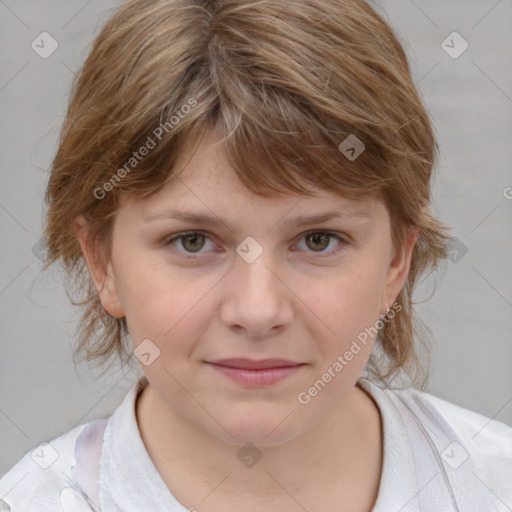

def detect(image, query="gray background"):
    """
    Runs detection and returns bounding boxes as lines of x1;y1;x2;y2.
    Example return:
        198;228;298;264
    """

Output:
1;0;511;475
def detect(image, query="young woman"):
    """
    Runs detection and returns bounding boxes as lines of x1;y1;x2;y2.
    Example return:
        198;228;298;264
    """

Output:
1;0;510;511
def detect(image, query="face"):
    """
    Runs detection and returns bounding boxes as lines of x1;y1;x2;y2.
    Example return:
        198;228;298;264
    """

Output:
78;126;416;447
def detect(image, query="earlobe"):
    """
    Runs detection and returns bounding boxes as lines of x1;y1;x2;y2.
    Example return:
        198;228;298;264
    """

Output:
73;216;125;319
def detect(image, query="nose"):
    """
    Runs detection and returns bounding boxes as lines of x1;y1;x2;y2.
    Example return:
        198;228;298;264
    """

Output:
219;247;294;338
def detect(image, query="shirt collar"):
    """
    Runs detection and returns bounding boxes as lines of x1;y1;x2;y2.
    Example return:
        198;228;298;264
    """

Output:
357;378;419;511
99;375;188;512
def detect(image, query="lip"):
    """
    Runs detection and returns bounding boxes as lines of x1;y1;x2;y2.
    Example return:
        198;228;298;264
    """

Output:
209;358;303;369
206;359;306;386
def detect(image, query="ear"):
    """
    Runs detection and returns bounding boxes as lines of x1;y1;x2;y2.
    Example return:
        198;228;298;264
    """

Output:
381;225;418;313
73;216;125;319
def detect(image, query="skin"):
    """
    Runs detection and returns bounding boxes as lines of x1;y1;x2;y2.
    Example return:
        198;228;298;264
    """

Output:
75;125;418;512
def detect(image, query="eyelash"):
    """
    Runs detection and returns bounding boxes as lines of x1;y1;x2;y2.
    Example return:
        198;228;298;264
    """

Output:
163;230;349;259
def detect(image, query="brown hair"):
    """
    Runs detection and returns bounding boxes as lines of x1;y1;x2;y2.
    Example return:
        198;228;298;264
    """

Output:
42;0;453;387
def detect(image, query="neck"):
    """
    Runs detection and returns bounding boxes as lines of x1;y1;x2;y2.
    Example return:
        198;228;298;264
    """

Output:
136;380;382;511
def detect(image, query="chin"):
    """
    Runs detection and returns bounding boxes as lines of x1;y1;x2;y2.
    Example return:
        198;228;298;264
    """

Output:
210;408;304;447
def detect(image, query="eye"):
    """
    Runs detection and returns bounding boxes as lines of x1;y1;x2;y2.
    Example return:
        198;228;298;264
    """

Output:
164;231;215;256
294;230;347;255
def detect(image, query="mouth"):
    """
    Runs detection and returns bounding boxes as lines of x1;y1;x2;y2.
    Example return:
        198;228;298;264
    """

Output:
205;358;306;386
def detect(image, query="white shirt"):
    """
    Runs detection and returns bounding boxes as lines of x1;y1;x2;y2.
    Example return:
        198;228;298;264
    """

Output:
1;376;511;511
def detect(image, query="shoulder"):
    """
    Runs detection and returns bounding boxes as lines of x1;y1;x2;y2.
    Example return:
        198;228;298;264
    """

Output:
360;377;512;506
397;386;512;501
0;418;107;511
407;388;512;457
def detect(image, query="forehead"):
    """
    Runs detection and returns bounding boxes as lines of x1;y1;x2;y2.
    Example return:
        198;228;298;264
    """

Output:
120;126;384;223
138;170;379;227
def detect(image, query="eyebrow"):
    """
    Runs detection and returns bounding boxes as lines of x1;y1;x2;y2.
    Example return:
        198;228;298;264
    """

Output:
143;206;371;229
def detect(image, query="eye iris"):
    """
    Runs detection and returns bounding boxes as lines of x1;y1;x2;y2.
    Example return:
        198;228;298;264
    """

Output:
306;233;330;251
182;233;205;252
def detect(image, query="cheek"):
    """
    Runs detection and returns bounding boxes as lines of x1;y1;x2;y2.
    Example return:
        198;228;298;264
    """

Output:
297;263;382;346
116;254;217;345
